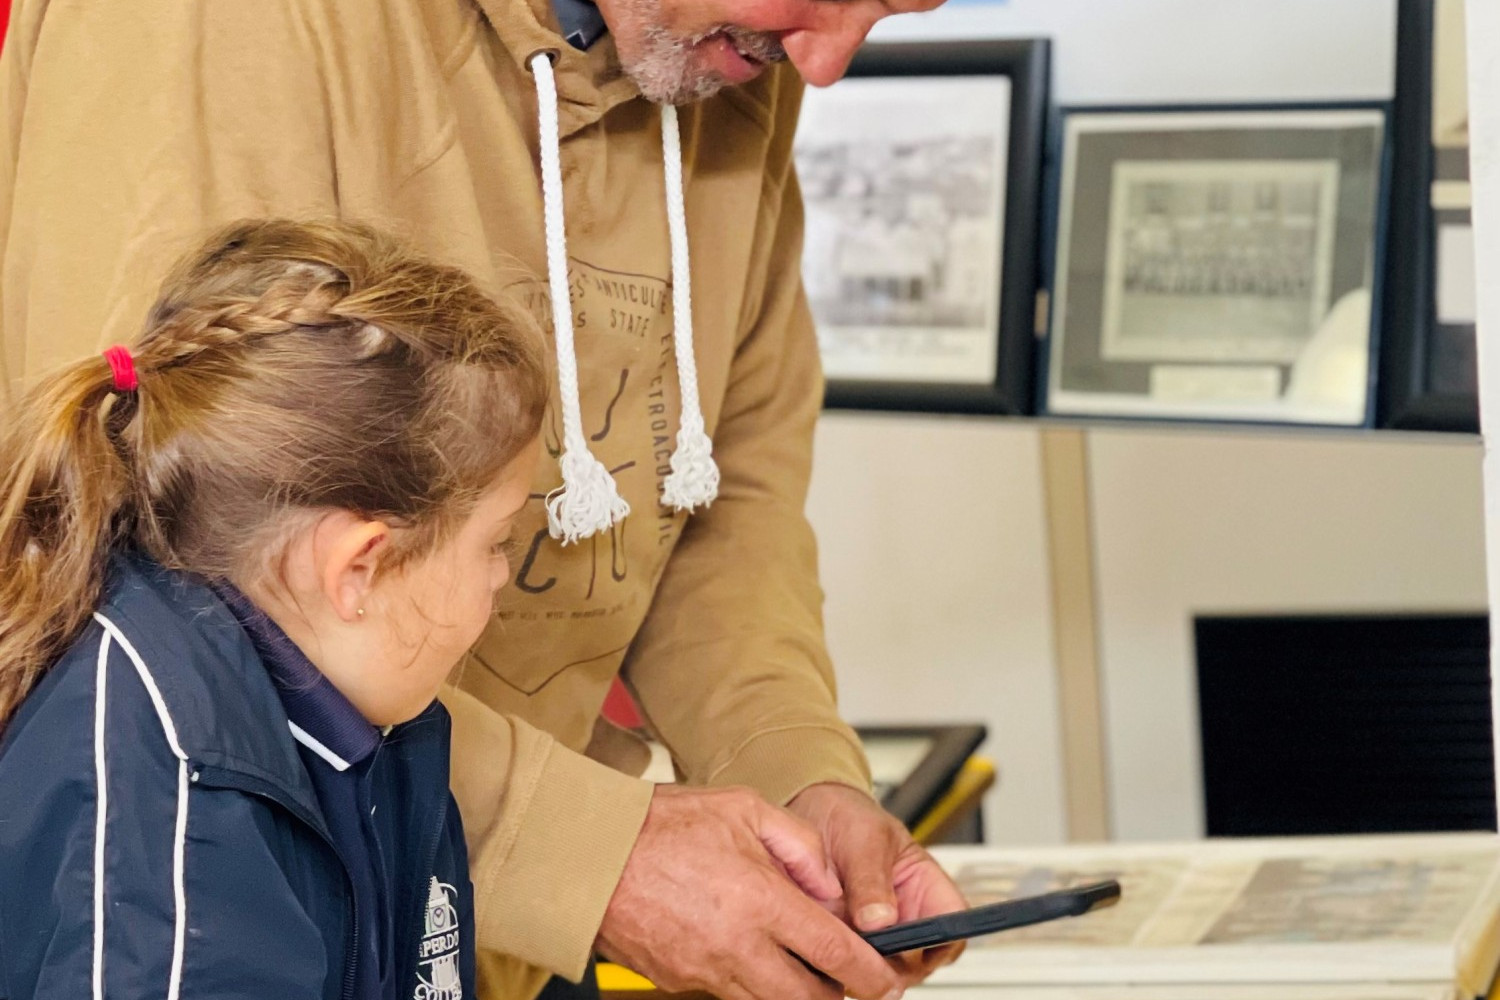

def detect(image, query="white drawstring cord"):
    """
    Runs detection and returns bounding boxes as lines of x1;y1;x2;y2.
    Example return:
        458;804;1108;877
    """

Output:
658;104;720;512
530;52;630;543
527;56;720;536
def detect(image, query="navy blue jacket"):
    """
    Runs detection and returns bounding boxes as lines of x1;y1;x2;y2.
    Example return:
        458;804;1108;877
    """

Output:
0;556;475;1000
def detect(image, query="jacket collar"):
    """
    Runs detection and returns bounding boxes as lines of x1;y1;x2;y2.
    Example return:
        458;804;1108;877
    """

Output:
475;0;643;138
97;554;321;820
212;583;381;773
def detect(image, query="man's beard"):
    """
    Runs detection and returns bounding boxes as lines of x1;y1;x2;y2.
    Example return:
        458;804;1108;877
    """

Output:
617;0;787;104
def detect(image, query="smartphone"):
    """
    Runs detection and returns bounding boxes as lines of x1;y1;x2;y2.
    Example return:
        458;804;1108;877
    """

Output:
858;880;1122;956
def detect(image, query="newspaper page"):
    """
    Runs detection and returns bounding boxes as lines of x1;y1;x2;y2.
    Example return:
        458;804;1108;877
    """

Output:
928;834;1500;993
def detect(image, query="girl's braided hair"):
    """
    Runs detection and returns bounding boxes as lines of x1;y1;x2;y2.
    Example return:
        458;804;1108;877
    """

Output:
0;219;548;728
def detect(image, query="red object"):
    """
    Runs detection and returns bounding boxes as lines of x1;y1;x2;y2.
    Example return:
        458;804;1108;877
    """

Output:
102;345;138;392
602;677;643;729
1;0;10;52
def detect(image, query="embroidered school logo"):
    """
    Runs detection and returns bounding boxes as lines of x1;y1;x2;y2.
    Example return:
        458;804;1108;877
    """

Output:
414;877;462;1000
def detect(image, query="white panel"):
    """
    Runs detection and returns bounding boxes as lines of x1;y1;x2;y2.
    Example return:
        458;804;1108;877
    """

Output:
807;414;1066;843
1089;428;1487;841
870;0;1396;103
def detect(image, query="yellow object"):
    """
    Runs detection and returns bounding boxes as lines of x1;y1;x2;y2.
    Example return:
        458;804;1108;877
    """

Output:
597;756;998;994
912;756;997;846
596;964;658;993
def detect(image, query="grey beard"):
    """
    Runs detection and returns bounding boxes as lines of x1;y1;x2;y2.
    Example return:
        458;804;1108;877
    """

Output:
626;22;787;105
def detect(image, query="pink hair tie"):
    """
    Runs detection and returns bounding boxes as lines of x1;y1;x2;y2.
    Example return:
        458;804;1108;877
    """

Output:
102;345;138;393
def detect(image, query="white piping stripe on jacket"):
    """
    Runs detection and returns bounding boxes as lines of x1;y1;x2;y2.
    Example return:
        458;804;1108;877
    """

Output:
92;630;110;1000
92;612;191;1000
288;720;352;772
528;53;720;544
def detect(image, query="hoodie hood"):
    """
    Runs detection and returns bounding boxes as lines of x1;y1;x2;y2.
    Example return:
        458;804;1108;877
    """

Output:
475;0;638;139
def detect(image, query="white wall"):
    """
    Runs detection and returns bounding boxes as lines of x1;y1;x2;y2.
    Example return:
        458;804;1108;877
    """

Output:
807;414;1066;844
870;0;1396;103
811;420;1488;844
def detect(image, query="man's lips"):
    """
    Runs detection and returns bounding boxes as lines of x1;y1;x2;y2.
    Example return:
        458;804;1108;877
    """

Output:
698;31;770;84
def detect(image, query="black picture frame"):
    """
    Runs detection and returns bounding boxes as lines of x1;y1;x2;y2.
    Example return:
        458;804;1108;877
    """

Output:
1377;0;1479;433
855;722;987;830
795;39;1050;415
1039;103;1392;428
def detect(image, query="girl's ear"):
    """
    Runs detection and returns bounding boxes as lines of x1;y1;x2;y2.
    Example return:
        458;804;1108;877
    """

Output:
319;517;391;623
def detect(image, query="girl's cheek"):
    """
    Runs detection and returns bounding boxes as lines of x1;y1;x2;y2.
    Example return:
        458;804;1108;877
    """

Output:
488;554;512;593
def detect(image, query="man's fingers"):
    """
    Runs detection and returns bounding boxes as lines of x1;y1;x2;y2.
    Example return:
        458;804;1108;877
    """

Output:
765;948;847;1000
753;799;842;902
888;939;965;982
927;940;966;969
773;889;903;1000
887;847;970;981
699;940;844;1000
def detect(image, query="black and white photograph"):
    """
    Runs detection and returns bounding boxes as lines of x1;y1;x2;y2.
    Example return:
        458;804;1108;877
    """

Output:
792;39;1049;414
1100;160;1341;366
1043;107;1389;426
797;74;1010;386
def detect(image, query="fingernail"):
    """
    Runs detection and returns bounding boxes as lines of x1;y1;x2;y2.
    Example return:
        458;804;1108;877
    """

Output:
880;988;905;1000
859;903;897;927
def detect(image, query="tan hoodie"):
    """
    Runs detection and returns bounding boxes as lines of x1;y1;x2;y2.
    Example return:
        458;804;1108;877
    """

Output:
0;0;872;996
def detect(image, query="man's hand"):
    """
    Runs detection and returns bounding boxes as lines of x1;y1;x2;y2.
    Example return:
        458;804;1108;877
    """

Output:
595;785;906;1000
786;782;969;983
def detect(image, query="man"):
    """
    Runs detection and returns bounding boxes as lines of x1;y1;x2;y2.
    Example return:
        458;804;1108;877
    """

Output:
0;1;962;998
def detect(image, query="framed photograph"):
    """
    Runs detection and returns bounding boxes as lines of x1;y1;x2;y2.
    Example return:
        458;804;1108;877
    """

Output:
1378;0;1478;432
855;723;987;830
1041;104;1390;426
794;40;1049;414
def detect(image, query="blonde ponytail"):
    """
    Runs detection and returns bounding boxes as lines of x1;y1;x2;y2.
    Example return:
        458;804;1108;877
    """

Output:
0;357;137;723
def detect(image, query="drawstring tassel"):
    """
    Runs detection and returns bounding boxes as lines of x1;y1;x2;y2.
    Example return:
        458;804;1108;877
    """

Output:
658;103;720;512
547;448;630;543
661;415;719;510
531;52;630;543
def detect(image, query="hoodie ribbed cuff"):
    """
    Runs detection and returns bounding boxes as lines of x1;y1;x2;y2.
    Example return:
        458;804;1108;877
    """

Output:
704;724;873;806
472;742;654;981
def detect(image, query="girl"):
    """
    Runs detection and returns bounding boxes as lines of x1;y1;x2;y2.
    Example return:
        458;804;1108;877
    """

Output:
0;219;548;1000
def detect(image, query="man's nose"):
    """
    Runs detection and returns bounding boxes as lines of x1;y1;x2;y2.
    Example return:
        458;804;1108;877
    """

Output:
780;0;948;87
780;17;877;87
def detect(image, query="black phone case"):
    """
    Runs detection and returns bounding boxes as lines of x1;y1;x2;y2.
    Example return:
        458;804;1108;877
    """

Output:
859;880;1122;956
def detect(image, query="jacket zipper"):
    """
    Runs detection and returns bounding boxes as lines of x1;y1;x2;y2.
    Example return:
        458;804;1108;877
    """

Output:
192;765;361;1000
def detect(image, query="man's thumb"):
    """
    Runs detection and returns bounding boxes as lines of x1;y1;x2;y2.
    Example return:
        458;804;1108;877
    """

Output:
843;826;901;931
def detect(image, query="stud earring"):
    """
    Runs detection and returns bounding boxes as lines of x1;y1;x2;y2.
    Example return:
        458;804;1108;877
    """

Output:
356;608;366;619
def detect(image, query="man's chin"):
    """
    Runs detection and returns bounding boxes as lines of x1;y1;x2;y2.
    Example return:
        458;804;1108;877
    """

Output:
626;66;739;106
